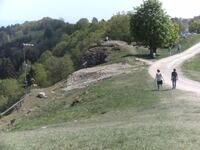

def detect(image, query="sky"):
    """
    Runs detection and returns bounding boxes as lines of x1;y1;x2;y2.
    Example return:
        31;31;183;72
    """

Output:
0;0;200;27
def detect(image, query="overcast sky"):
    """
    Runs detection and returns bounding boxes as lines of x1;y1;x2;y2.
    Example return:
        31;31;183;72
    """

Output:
0;0;200;27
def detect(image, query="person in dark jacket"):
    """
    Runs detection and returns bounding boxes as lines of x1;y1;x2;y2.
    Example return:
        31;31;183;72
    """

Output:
171;69;178;89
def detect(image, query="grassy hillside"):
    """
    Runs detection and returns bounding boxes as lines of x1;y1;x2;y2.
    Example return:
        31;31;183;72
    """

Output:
1;35;200;149
182;54;200;82
11;67;158;131
1;65;200;149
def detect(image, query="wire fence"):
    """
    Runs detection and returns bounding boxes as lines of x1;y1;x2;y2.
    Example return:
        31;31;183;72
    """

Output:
0;96;25;117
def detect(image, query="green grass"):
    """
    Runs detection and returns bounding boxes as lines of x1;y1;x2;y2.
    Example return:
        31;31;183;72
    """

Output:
2;79;200;149
12;67;159;131
2;65;200;149
3;123;200;150
182;54;200;82
0;65;183;150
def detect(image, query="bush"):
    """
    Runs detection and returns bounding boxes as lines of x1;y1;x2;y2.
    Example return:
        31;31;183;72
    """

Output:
0;79;23;112
32;63;49;87
0;96;8;112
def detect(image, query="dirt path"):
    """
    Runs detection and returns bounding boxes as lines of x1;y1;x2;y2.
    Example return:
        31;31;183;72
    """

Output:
149;43;200;93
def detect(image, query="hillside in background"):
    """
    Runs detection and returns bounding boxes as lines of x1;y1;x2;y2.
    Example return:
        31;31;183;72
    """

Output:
1;12;200;149
1;37;200;150
1;12;200;114
2;0;200;148
0;13;132;112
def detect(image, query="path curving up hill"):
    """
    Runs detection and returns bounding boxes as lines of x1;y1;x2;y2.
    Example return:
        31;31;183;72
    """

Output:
149;43;200;93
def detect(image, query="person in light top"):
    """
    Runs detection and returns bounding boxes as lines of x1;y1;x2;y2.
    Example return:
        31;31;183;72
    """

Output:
155;69;163;90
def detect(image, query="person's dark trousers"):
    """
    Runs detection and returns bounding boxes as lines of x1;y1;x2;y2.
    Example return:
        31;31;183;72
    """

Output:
172;79;176;89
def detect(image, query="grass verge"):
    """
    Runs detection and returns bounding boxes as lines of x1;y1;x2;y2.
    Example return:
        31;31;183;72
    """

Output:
182;54;200;82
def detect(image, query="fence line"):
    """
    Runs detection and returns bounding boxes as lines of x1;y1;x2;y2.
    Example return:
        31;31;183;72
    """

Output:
0;96;25;117
0;79;67;117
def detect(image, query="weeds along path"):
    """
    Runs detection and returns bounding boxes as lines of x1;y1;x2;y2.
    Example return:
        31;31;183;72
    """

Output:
149;42;200;94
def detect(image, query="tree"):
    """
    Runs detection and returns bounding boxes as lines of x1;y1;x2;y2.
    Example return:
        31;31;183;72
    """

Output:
43;27;53;39
0;79;23;108
76;18;90;30
92;17;98;24
106;12;132;42
0;31;11;46
32;63;48;87
0;95;8;112
189;20;200;33
25;47;39;63
52;41;68;57
130;0;179;58
0;58;16;79
64;23;75;35
60;55;74;79
38;50;54;64
26;67;36;86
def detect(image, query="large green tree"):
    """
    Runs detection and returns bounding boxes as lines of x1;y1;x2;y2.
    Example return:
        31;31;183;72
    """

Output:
130;0;179;58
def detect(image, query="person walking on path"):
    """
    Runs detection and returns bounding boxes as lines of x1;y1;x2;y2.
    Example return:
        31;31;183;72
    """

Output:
168;46;172;55
155;69;163;90
177;44;181;53
171;68;178;89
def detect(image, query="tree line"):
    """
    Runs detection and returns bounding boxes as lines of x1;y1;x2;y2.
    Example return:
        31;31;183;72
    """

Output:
0;13;132;111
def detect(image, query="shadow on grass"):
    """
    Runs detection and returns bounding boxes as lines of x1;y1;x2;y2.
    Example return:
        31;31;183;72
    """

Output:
148;88;172;92
122;54;160;60
161;88;172;91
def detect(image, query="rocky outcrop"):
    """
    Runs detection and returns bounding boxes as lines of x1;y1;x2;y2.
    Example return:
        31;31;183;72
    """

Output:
63;63;134;91
79;44;120;69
